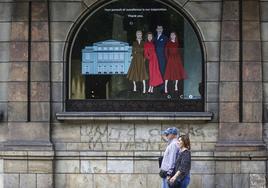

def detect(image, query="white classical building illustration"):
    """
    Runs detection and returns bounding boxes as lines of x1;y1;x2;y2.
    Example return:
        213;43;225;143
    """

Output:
82;40;132;75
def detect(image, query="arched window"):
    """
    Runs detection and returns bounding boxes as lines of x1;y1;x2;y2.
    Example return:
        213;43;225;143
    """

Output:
66;0;204;112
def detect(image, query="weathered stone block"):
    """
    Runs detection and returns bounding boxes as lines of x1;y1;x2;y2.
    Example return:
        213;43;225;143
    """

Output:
243;82;262;102
221;21;239;41
216;174;232;188
243;0;259;21
31;62;49;82
189;124;218;142
50;22;72;42
28;160;53;173
9;62;28;81
220;62;239;81
241;161;266;173
135;124;161;142
81;160;106;173
0;159;3;173
220;41;239;61
8;82;27;101
4;174;19;188
7;102;28;121
32;2;48;21
36;174;53;188
243;41;261;61
54;174;66;188
207;62;219;82
184;2;221;21
94;174;120;188
0;23;11;41
243;21;260;41
31;82;50;102
11;22;28;41
206;102;219;122
4;160;27;173
8;122;50;141
0;3;12;21
0;83;7;101
31;102;50;121
10;42;28;62
134;160;159;173
52;123;81;142
121;174;147;188
202;175;215;188
243;62;262;81
216;161;240;173
31;42;49;61
55;160;80;173
261;2;268;21
107;160;133;173
219;82;239;102
219;102;239;123
222;1;239;20
206;82;219;102
107;123;134;142
51;42;64;62
31;22;49;41
50;2;86;22
243;102;262;123
147;174;161;188
233;174;249;188
261;23;268;41
0;42;10;62
250;174;266;188
205;42;220;61
201;143;216;151
0;63;9;81
219;123;262;141
20;174;36;188
262;42;268;62
67;174;93;188
12;3;28;21
191;161;215;174
81;123;108;142
198;21;221;41
188;174;202;188
51;82;63;102
51;63;63;81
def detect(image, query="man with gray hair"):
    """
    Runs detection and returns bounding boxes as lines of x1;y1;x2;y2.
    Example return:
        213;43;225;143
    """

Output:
159;127;179;188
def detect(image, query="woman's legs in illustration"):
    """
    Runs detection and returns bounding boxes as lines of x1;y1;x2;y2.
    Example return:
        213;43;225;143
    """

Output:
164;80;168;93
133;81;136;92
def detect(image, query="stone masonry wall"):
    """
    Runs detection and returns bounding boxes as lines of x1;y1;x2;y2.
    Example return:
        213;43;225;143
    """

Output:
0;0;267;188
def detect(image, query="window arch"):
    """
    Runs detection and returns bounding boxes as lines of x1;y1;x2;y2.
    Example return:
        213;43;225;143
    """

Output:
65;0;205;112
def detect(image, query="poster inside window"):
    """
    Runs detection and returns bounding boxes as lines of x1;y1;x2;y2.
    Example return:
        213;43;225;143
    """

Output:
70;0;203;102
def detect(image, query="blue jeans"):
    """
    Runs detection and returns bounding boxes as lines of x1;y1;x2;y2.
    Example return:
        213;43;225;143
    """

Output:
162;178;169;188
180;175;190;188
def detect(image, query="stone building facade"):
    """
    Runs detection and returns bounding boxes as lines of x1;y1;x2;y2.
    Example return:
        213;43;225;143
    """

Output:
0;0;267;188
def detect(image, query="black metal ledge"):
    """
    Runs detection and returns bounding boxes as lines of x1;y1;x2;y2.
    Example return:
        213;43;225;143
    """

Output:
56;111;213;121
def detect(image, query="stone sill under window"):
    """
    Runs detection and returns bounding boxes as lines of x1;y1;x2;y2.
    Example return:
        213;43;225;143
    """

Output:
56;112;213;121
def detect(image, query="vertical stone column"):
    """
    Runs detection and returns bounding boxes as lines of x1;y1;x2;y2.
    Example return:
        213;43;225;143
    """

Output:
4;1;52;150
1;2;54;188
217;0;264;150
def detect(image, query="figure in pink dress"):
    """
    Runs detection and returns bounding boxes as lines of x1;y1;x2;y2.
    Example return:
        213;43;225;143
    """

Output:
144;32;163;93
164;32;187;93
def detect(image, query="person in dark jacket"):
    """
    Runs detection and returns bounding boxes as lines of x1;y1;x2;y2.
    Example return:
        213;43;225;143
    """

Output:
168;135;191;188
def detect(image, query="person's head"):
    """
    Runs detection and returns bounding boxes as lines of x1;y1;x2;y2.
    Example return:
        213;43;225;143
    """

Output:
162;127;179;140
170;32;177;42
136;30;142;40
147;32;153;42
178;135;191;150
156;25;163;35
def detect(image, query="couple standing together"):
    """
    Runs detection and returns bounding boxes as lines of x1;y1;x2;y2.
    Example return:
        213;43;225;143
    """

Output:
159;127;191;188
127;25;187;94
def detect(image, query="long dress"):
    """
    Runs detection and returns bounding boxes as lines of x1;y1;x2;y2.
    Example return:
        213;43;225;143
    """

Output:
144;41;163;87
164;41;187;80
127;41;148;81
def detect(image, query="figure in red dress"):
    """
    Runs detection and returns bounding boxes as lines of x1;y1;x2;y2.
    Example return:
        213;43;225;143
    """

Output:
144;32;163;93
164;32;187;93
